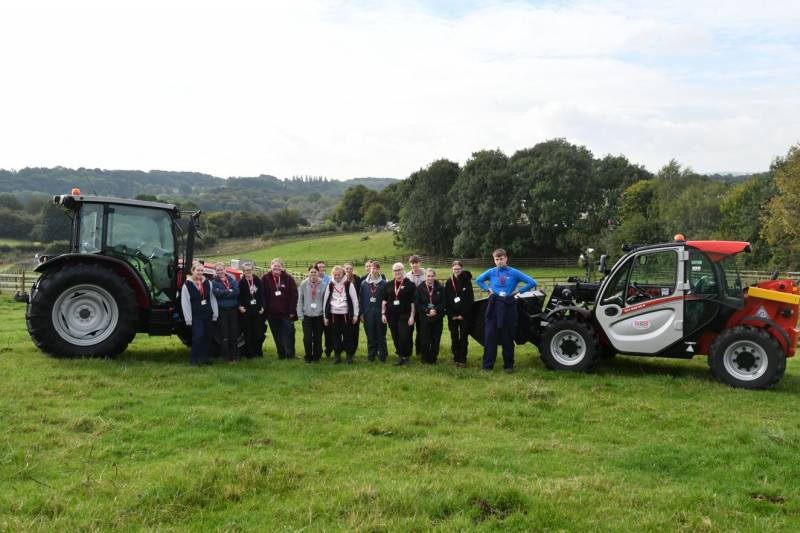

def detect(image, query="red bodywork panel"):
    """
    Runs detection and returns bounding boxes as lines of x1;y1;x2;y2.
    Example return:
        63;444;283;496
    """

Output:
687;241;750;262
695;279;800;356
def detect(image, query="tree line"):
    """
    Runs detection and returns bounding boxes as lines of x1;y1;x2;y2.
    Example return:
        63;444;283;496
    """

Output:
330;139;800;268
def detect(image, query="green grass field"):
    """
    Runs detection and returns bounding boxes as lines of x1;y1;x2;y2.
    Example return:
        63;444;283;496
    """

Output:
208;231;409;268
3;294;800;531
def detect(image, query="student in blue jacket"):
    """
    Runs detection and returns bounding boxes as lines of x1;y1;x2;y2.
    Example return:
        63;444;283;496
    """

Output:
475;248;537;373
212;262;240;363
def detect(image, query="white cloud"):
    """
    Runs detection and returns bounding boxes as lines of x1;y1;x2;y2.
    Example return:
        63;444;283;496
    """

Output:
0;0;797;179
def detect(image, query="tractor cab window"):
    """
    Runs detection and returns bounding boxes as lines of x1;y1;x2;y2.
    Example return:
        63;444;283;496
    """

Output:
106;205;176;305
78;203;103;253
625;250;678;305
720;255;744;299
687;251;719;296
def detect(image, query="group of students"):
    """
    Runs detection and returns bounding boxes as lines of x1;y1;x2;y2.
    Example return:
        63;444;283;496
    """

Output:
180;249;537;373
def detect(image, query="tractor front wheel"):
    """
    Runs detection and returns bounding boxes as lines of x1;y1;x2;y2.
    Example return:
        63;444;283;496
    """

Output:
26;263;139;358
709;326;785;389
540;318;599;371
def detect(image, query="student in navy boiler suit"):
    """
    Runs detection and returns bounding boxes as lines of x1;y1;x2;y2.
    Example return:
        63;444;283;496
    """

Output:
475;248;537;373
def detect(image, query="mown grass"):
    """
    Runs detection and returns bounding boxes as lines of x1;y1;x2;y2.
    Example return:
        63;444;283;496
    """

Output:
3;295;800;531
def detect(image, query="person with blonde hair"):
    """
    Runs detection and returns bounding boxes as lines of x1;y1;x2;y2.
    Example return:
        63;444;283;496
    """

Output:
322;265;360;364
382;262;416;366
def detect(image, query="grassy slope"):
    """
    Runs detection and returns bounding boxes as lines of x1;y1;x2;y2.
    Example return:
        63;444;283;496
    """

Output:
2;294;800;531
208;231;409;267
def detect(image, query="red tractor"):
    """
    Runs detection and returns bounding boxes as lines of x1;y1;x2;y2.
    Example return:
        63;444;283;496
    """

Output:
492;240;799;389
25;190;227;358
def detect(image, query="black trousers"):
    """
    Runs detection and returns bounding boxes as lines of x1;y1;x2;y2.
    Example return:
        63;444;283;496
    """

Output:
418;317;443;363
217;307;239;361
330;314;356;357
302;316;324;361
324;322;332;356
268;317;294;358
448;317;469;363
240;312;265;357
387;312;412;359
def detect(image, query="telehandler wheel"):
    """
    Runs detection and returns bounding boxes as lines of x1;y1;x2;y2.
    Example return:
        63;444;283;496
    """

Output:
540;318;600;371
709;326;786;389
26;263;138;358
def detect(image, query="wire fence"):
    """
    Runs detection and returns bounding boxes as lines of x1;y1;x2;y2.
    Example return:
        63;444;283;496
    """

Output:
261;255;577;271
3;268;798;298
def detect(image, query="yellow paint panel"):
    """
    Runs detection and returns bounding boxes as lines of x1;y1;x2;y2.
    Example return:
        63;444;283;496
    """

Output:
748;287;800;305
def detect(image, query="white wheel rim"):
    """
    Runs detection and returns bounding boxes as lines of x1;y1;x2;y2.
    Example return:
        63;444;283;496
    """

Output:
723;340;768;381
51;284;119;347
550;329;586;366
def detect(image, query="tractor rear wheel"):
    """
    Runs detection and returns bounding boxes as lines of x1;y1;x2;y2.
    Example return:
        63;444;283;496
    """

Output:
709;326;785;389
26;263;139;358
540;318;600;371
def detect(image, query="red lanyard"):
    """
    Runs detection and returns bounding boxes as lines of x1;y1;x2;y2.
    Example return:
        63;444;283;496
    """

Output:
497;267;507;288
333;283;344;298
194;280;205;298
427;283;434;303
394;279;403;299
451;275;458;292
369;283;378;296
221;276;230;290
247;277;255;292
272;273;281;290
310;280;318;299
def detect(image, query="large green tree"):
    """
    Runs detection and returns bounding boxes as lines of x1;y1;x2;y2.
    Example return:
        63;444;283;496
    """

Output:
452;150;525;257
762;144;800;268
716;174;775;266
399;159;460;256
512;139;595;252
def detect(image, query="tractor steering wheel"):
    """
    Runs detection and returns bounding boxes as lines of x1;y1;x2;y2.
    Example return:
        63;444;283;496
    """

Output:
631;282;652;300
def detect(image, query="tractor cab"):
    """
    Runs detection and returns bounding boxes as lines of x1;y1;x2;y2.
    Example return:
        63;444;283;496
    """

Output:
594;241;751;357
57;191;182;307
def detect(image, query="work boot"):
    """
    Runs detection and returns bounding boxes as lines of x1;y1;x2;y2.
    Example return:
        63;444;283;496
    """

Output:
346;355;354;364
333;354;342;364
394;357;409;366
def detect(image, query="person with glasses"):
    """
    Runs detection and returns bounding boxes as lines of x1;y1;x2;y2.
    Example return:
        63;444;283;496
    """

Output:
444;260;474;367
237;261;265;358
475;248;537;373
382;262;416;366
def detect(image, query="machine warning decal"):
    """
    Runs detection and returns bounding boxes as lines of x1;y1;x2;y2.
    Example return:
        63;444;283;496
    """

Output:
755;306;770;319
633;319;650;330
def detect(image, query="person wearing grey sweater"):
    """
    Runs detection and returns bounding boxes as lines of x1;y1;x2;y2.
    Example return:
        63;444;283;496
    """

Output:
180;263;219;365
297;265;325;362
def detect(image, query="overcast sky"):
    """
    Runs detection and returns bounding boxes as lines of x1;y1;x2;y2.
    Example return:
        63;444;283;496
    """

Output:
1;0;798;180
